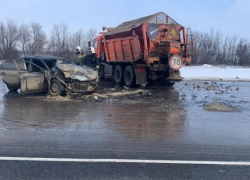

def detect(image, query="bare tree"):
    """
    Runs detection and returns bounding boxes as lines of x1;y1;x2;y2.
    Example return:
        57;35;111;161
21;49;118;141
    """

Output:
0;21;3;58
0;19;20;58
29;22;47;55
192;29;244;65
69;29;87;58
192;30;201;64
228;35;239;65
213;31;223;64
19;23;31;56
86;28;97;46
2;17;250;66
236;39;250;65
192;31;210;64
221;35;239;65
48;23;70;58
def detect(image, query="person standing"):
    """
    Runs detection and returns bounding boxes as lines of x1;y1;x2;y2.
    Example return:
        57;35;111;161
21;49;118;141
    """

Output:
74;46;84;65
83;47;100;70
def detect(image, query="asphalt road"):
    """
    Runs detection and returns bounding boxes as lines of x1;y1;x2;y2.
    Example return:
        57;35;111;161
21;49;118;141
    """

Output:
0;79;250;179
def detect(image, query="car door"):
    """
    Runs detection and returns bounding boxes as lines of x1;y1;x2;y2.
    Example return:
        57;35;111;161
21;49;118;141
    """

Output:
19;59;47;94
0;60;20;90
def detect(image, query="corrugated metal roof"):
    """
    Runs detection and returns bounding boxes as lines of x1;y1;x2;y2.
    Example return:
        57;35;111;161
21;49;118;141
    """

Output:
116;12;161;29
105;12;176;36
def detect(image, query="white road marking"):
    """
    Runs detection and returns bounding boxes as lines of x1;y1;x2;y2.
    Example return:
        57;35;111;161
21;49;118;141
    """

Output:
0;157;250;166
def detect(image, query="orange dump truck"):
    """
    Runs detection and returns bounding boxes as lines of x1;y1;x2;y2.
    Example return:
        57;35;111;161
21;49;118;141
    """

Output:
93;12;193;87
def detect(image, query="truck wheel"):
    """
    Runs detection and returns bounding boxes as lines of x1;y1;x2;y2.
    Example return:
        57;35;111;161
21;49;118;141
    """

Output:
124;65;135;87
114;65;123;84
49;79;64;96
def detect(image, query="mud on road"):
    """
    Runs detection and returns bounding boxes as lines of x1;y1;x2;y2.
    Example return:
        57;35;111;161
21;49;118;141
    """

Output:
1;78;249;113
44;78;248;113
42;80;184;119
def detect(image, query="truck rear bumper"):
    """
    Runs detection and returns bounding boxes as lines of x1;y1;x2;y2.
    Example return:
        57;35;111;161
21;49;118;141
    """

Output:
167;76;184;82
167;70;184;82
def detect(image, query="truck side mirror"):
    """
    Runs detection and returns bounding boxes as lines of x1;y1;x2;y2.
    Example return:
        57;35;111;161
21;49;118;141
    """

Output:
88;41;91;48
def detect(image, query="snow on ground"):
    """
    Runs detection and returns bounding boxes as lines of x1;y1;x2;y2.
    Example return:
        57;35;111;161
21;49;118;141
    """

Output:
181;64;250;81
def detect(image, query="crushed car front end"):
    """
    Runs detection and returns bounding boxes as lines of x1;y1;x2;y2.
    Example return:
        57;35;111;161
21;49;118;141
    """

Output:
50;63;99;95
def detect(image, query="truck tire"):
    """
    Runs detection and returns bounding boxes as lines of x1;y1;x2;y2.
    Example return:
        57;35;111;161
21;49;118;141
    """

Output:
49;79;64;96
124;65;135;87
114;65;123;84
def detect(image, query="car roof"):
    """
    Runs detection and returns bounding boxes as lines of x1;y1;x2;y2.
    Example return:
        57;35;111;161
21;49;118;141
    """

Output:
21;55;66;60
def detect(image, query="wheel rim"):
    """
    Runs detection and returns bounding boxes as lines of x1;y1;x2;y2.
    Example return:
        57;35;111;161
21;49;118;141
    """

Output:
125;70;131;84
114;65;123;83
115;69;121;80
51;83;59;93
124;66;135;87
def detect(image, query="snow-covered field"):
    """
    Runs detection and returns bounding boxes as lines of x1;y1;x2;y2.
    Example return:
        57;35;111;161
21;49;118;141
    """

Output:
181;64;250;81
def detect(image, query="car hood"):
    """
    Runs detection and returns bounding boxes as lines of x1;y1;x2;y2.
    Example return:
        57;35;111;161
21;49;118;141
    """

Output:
56;64;98;81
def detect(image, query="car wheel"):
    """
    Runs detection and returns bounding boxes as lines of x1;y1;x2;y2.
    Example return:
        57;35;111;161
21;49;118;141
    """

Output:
49;79;64;96
124;65;136;87
113;65;123;84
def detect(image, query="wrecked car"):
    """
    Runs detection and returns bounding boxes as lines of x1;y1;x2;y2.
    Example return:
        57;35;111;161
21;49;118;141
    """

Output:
0;55;98;96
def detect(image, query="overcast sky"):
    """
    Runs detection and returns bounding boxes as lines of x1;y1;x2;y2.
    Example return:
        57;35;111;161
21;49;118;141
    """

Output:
0;0;249;39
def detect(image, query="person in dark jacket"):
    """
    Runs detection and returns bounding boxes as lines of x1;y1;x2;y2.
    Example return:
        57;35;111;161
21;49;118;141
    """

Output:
83;47;100;70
